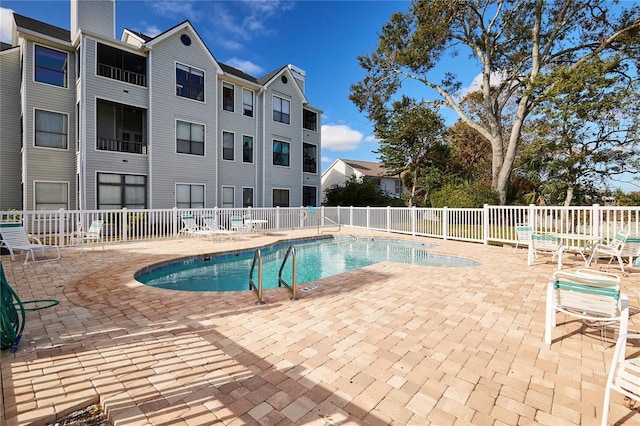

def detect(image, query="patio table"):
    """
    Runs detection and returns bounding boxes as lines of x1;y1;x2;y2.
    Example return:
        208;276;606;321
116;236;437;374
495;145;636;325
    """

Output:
245;219;268;235
554;233;602;266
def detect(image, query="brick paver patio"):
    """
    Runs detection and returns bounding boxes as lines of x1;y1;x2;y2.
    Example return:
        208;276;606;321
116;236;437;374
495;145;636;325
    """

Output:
1;228;638;425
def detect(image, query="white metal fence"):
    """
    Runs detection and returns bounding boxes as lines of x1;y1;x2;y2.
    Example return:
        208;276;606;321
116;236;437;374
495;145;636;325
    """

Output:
1;205;639;249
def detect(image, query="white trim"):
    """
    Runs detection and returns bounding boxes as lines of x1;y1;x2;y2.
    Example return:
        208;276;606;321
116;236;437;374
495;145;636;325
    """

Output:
32;107;70;151
175;118;206;158
175;61;206;103
242;87;255;118
33;180;70;210
32;43;70;90
241;186;254;208
241;134;254;164
221;185;235;208
221;130;235;162
222;81;235;113
175;182;206;208
271;187;291;208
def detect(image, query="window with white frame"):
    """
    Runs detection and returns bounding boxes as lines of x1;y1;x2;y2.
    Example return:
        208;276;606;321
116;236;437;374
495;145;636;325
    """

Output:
303;186;317;207
177;120;204;155
35;109;68;149
273;95;290;124
273;189;289;207
273;140;290;166
35;182;68;210
243;88;253;117
222;186;234;208
176;63;204;101
35;45;67;87
243;135;253;163
97;173;147;209
176;184;204;208
243;187;253;208
222;131;234;161
223;82;234;112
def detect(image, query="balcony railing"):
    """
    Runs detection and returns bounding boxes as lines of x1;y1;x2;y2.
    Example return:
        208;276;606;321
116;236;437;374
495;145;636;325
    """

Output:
97;138;147;154
97;63;146;87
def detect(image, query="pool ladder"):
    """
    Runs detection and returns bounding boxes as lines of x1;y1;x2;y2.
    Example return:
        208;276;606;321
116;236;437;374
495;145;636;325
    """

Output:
249;245;298;304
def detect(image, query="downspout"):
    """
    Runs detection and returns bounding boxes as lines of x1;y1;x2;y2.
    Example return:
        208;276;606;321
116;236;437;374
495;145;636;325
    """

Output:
147;48;152;208
255;87;264;207
80;36;87;210
262;87;267;207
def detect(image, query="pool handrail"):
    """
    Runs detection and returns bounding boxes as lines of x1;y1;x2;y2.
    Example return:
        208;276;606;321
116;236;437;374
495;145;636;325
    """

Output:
249;248;264;304
278;245;298;301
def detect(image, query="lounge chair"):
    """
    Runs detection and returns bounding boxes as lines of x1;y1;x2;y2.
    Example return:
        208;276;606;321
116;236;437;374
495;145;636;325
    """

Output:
0;222;60;264
201;215;234;240
528;233;564;270
230;217;252;236
587;232;629;274
514;225;533;252
74;220;104;251
601;333;640;426
179;215;202;238
545;269;628;345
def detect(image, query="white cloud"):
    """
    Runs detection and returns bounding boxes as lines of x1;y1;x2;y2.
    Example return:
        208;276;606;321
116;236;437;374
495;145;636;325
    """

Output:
143;25;161;38
459;70;507;98
1;7;15;44
150;1;200;22
224;57;263;75
364;135;378;144
321;156;332;164
321;124;364;151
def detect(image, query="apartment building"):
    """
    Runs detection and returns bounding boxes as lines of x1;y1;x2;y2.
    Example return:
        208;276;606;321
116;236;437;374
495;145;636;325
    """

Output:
0;0;322;211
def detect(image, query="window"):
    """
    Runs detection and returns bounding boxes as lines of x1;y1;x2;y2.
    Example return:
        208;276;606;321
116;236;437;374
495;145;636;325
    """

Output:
222;82;234;112
273;189;289;207
303;143;317;173
395;179;402;195
75;46;80;81
222;186;234;208
222;131;234;161
273;96;290;124
176;184;204;208
35;110;68;149
303;109;317;132
243;187;253;208
273;140;290;166
97;43;146;86
97;173;147;209
176;63;204;101
243;135;253;163
35;182;68;210
243;88;253;117
35;45;67;87
303;186;317;207
177;120;204;156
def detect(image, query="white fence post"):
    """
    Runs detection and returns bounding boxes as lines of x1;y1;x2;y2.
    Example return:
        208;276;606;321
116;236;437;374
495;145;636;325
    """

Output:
122;208;128;242
412;206;417;236
592;203;600;237
386;206;391;232
349;206;354;227
443;207;449;240
483;204;489;245
527;204;536;230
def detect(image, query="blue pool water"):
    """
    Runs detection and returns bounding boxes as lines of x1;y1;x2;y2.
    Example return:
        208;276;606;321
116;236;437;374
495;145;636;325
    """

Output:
136;238;479;292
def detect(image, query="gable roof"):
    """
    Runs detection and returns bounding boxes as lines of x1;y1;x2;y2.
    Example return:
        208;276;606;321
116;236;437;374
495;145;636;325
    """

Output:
219;63;258;84
13;13;70;43
123;29;153;43
0;42;14;51
257;65;307;103
343;159;395;178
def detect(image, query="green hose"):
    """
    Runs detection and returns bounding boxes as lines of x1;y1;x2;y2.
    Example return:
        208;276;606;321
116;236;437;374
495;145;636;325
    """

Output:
1;263;59;351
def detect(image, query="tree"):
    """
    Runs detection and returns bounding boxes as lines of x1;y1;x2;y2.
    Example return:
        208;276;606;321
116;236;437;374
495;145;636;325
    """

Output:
375;97;448;206
350;0;640;204
323;175;404;207
519;57;640;206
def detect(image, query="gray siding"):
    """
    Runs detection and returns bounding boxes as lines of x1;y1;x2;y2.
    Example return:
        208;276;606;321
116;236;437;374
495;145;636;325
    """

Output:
148;28;219;208
22;41;76;210
82;37;149;209
217;78;259;206
71;0;114;40
0;48;23;209
262;73;305;206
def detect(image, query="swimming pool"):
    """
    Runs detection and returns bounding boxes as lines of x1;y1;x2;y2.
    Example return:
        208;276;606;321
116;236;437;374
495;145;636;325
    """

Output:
136;237;479;292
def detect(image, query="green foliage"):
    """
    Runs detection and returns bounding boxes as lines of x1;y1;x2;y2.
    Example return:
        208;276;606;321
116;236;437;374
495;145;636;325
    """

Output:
350;0;640;204
616;191;640;206
430;181;499;208
323;175;405;207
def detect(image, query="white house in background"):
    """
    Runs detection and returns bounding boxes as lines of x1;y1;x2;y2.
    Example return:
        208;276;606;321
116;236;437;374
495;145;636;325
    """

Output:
321;159;404;201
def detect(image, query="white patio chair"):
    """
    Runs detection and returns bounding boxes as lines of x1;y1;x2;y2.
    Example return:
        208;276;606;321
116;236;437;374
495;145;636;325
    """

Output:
587;232;629;274
230;216;252;236
514;225;533;252
545;268;628;345
601;333;640;425
529;233;564;270
74;220;104;251
0;222;60;264
179;215;202;238
201;215;234;240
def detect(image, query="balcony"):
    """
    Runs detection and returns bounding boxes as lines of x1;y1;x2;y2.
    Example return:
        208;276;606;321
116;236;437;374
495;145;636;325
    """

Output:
96;99;147;155
97;137;147;155
97;42;147;87
97;63;146;87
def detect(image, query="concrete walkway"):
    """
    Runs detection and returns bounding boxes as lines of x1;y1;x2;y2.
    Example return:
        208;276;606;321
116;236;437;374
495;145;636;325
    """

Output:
1;228;639;425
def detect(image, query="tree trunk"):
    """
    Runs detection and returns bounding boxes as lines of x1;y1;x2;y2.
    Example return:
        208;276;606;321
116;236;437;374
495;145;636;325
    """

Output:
564;185;574;207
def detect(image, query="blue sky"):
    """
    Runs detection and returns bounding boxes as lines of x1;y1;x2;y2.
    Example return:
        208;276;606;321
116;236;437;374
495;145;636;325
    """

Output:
0;0;484;174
